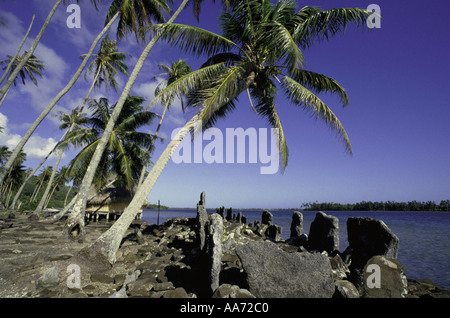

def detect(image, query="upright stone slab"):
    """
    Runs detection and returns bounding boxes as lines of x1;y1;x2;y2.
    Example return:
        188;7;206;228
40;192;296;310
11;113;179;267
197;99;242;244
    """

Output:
261;210;273;225
266;224;282;241
226;208;232;221
196;192;208;251
206;213;224;295
345;217;399;288
308;211;339;254
290;211;303;238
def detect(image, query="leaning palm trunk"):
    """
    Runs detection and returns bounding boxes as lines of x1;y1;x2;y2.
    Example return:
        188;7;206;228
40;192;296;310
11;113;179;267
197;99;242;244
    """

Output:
0;12;120;189
64;0;190;240
33;67;102;217
83;69;256;263
136;101;169;189
0;14;35;86
0;0;61;103
86;112;201;263
8;130;67;218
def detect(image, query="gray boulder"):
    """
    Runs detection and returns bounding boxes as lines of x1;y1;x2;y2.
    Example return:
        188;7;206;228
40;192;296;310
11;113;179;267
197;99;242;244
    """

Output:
334;280;360;298
236;241;335;298
308;211;339;254
36;266;61;288
361;255;408;298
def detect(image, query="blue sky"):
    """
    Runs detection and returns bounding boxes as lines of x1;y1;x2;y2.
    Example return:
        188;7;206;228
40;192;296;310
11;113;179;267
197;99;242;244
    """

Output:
0;0;449;209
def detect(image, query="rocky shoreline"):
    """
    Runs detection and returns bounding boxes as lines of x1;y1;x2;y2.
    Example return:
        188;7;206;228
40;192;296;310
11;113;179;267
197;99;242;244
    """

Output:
0;194;449;299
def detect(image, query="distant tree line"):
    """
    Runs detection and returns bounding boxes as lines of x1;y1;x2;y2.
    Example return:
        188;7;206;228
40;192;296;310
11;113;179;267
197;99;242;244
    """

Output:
302;200;450;212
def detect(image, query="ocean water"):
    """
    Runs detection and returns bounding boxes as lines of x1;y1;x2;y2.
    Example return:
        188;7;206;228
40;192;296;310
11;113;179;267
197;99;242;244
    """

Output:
142;209;450;290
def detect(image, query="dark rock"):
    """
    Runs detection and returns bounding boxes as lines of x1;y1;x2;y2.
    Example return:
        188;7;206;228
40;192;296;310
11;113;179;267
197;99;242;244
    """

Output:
334;280;360;298
345;217;399;287
308;211;339;254
236;241;335;298
196;192;208;250
237;212;243;223
261;210;273;225
290;211;303;238
361;255;407;298
205;213;224;295
226;208;232;221
265;224;281;241
285;234;308;247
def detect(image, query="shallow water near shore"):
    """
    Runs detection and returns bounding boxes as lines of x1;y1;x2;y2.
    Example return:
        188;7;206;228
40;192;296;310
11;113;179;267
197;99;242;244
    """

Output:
142;209;450;290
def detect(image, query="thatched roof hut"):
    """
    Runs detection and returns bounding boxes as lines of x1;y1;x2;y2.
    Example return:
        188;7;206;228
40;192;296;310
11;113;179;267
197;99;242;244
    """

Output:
86;184;149;214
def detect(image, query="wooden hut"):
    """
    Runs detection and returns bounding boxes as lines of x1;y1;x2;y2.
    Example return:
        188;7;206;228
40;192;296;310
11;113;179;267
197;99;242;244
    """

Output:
85;185;147;222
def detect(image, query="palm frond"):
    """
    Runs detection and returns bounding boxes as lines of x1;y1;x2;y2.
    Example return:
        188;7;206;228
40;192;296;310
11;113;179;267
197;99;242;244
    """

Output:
145;23;241;57
282;75;352;154
145;62;227;110
292;7;371;49
290;69;349;106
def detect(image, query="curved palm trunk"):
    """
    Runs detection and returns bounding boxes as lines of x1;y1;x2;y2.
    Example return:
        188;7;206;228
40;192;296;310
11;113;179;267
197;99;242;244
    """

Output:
86;112;201;263
84;71;257;264
136;101;169;189
0;12;120;189
33;67;102;217
64;0;190;241
0;15;35;86
8;130;66;218
0;0;61;103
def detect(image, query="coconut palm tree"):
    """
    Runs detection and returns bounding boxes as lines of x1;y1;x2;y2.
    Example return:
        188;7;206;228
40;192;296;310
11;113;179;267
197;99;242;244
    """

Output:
0;51;45;87
84;0;373;264
0;149;26;209
61;95;158;237
0;51;45;106
82;34;129;94
0;0;152;189
106;0;170;42
33;36;129;217
61;0;235;239
0;15;35;87
136;59;192;188
63;95;157;191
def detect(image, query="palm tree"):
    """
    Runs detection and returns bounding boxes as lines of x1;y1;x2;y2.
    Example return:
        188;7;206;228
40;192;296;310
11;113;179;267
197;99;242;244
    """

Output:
106;0;170;42
0;15;35;87
33;36;129;217
62;95;158;237
0;51;45;87
82;34;129;94
0;0;133;189
0;51;45;106
136;59;192;188
61;0;236;239
85;0;373;264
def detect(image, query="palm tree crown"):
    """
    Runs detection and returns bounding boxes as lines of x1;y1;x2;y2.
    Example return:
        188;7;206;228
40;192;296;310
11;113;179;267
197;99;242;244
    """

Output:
148;0;372;170
61;95;158;191
0;51;45;87
82;34;129;93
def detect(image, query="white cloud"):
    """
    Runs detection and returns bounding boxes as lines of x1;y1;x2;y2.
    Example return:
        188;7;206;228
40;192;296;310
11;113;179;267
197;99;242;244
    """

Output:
0;112;58;160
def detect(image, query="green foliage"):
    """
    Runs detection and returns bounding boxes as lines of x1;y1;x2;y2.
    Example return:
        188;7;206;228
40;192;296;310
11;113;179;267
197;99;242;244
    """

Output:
302;200;450;212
